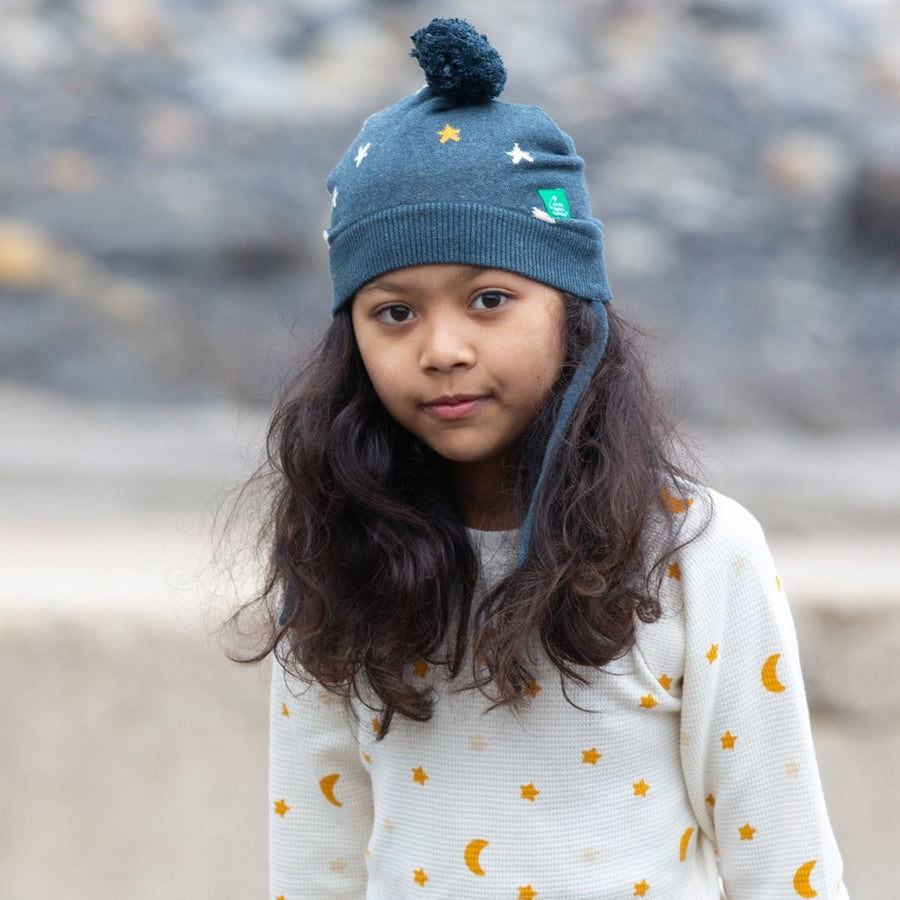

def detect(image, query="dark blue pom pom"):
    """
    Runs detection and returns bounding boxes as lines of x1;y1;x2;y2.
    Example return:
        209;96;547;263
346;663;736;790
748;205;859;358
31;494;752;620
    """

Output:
410;18;506;105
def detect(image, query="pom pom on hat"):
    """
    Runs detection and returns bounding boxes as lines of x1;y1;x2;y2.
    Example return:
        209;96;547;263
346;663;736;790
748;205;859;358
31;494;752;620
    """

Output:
410;18;506;105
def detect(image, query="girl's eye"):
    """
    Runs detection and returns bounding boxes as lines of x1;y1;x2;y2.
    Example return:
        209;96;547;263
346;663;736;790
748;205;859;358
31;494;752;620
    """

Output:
471;292;509;311
376;305;415;324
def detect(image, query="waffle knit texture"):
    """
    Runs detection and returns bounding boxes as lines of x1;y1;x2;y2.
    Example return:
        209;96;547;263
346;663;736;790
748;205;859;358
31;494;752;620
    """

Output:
269;488;848;899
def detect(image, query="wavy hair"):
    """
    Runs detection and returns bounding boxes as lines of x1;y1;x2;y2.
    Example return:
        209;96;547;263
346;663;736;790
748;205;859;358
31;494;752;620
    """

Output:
226;296;702;736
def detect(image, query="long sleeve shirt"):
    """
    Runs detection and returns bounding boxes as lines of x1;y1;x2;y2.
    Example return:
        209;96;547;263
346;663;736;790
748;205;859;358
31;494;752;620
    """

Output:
269;487;847;899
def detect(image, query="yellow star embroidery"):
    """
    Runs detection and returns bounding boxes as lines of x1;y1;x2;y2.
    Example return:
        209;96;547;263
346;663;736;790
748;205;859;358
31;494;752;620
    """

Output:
786;761;801;779
658;674;673;691
739;823;756;841
633;778;650;797
634;880;650;896
706;644;719;664
667;562;682;580
661;486;694;514
720;731;737;750
524;678;542;698
372;717;381;735
582;846;599;861
520;782;540;802
276;896;285;900
706;793;716;807
469;735;486;752
281;702;290;717
640;693;657;709
519;887;538;899
273;798;289;818
412;766;429;785
582;747;602;765
413;868;428;887
361;750;371;764
413;659;431;678
776;575;782;590
438;123;460;143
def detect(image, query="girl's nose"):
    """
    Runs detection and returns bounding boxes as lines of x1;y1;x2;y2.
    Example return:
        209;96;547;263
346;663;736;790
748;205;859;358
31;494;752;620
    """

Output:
418;318;476;372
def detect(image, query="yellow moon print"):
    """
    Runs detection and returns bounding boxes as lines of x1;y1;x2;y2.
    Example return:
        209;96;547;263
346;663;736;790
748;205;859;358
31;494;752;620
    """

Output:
679;826;694;862
793;859;818;898
761;653;787;693
464;839;489;877
319;773;343;807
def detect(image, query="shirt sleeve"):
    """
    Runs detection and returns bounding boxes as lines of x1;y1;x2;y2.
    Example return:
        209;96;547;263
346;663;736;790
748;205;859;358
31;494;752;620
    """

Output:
269;654;373;899
677;491;848;899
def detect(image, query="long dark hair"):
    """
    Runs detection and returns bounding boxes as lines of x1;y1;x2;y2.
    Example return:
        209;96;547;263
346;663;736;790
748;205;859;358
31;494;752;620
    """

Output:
226;295;702;736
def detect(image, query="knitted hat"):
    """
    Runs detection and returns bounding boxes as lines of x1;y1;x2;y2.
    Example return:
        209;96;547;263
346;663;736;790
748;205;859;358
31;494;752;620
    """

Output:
325;18;612;314
324;18;613;562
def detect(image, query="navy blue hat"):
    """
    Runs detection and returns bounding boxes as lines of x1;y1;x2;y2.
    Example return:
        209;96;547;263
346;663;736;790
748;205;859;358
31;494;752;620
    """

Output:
324;19;613;563
325;18;612;315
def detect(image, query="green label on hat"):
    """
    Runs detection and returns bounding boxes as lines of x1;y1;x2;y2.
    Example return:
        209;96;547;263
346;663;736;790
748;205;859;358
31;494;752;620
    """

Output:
538;188;571;219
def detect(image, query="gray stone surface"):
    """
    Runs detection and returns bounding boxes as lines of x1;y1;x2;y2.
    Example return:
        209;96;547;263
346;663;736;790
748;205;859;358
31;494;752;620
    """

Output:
1;0;898;425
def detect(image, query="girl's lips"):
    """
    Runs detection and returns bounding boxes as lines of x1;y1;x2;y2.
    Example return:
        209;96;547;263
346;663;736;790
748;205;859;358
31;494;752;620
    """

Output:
423;395;490;420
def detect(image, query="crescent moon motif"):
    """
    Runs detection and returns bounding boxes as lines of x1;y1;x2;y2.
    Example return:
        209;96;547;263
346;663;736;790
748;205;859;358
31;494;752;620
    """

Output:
793;859;818;898
464;839;489;877
761;653;787;693
319;773;343;807
679;826;694;862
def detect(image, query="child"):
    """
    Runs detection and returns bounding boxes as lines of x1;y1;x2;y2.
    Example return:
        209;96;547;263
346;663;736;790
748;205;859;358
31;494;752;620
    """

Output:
257;18;848;899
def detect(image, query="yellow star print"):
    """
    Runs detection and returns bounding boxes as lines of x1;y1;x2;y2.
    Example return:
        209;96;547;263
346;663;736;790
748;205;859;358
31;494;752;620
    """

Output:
633;779;650;797
413;868;428;887
412;766;429;785
273;798;289;818
372;717;381;735
721;731;737;750
524;678;542;698
634;879;650;896
739;823;756;841
667;562;682;580
582;747;602;765
658;674;673;691
640;693;658;709
519;887;538;899
520;782;540;802
438;123;461;143
413;659;431;678
281;702;290;717
661;486;694;514
706;644;719;664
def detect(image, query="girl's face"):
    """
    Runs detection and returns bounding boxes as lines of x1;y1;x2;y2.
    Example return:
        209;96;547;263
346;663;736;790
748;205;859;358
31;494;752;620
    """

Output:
351;263;566;477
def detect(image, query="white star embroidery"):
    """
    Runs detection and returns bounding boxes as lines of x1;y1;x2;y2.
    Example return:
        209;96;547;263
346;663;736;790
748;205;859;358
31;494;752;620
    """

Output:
354;143;371;167
322;229;330;243
331;187;338;208
507;143;534;164
531;206;556;224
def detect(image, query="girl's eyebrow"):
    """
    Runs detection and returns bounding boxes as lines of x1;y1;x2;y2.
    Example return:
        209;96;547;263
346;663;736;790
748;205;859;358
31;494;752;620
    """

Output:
357;279;409;295
359;266;493;295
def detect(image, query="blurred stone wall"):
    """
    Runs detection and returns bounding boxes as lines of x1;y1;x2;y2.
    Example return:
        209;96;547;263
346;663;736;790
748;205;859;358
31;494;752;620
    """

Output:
1;0;898;427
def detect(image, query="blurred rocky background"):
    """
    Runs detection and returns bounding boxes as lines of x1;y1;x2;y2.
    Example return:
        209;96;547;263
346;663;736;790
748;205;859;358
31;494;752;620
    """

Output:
0;0;898;897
